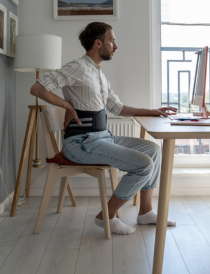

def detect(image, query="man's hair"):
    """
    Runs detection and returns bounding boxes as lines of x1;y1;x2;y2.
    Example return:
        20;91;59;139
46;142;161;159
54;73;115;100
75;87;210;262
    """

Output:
79;22;112;51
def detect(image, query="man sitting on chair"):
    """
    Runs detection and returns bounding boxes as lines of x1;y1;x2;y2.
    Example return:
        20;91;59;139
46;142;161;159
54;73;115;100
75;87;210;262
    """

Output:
30;22;176;235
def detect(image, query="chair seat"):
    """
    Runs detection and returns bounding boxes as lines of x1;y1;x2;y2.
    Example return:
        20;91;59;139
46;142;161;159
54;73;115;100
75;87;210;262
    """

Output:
46;151;109;166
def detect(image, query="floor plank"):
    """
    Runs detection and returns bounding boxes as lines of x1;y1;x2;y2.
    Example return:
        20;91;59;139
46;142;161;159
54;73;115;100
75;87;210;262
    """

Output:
75;215;112;274
30;207;61;225
200;196;210;207
0;224;55;274
113;200;150;274
0;247;13;268
184;204;210;245
141;226;189;274
36;249;79;274
0;207;37;247
0;217;5;225
171;225;210;274
47;197;89;249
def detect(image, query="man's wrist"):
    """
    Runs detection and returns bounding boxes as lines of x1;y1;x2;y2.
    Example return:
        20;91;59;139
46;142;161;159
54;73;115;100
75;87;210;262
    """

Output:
145;109;153;116
139;109;152;116
64;102;74;111
131;108;152;116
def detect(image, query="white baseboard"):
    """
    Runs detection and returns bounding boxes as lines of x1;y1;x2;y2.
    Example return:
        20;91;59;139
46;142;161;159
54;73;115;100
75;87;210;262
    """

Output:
0;192;13;215
152;187;210;196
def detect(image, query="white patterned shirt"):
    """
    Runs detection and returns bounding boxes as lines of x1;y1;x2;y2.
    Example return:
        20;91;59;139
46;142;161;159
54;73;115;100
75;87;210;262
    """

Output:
37;55;123;116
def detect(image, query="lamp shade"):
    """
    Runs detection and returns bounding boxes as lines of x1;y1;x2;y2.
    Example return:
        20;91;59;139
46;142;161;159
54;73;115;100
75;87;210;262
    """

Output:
15;34;62;72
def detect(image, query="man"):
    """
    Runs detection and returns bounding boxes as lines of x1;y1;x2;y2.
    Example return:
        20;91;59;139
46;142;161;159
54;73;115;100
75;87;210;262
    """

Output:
31;22;176;235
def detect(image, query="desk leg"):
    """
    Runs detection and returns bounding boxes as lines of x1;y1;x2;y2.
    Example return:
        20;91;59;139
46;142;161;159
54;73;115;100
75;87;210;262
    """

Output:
133;126;148;206
152;139;175;274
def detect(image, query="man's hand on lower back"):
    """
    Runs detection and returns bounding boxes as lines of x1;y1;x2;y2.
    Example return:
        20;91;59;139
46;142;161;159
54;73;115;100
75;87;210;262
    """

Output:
64;107;82;131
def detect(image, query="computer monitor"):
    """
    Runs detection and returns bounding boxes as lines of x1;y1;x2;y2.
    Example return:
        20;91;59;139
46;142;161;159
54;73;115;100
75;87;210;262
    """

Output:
191;46;208;118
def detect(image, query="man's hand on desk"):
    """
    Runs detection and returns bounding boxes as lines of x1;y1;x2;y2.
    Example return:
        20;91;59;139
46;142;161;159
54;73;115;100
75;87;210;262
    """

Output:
150;107;178;117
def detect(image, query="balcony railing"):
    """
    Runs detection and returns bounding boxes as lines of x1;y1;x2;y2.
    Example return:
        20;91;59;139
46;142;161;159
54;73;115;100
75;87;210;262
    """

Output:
161;47;210;154
161;47;210;113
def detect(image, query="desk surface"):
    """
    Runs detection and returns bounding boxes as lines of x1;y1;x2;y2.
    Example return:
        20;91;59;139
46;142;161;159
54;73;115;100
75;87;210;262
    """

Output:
134;116;210;139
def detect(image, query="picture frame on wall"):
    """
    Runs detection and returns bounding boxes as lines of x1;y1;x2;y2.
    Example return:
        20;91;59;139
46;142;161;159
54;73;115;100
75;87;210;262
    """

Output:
9;0;19;6
7;11;18;58
53;0;118;20
0;3;7;55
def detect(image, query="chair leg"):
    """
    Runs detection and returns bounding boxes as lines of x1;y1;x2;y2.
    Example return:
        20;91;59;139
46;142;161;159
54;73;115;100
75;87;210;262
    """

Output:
57;177;68;213
133;191;140;205
109;167;121;218
97;169;111;240
67;180;77;207
34;164;58;234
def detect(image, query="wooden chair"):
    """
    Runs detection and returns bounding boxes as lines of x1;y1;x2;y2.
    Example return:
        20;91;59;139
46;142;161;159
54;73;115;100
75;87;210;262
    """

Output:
34;107;120;240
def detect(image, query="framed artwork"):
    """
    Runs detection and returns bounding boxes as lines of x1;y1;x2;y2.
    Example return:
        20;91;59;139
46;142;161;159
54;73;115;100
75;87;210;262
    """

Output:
9;0;19;6
0;3;7;55
53;0;118;20
7;12;18;58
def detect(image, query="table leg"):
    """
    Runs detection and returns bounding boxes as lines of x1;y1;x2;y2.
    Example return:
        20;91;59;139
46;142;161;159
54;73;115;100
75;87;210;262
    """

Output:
152;139;175;274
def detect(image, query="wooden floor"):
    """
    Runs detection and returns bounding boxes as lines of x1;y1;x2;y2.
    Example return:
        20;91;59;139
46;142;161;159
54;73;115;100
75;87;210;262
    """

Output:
0;196;210;274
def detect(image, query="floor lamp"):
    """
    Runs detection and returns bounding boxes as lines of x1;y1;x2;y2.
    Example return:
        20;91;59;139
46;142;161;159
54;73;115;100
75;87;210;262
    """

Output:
10;34;62;216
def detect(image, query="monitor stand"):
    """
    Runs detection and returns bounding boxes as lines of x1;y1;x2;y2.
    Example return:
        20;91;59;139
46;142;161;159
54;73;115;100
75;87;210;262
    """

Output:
193;106;209;118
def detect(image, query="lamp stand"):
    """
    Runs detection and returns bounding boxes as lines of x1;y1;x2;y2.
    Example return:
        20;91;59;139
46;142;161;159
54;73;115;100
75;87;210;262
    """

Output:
10;71;47;217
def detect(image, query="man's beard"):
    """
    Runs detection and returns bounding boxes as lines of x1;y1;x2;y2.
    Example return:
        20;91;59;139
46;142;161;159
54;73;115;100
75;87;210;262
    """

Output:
99;44;113;61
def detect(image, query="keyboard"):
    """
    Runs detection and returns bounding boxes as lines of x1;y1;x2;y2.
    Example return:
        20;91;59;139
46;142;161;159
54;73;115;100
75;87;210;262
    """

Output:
168;114;189;120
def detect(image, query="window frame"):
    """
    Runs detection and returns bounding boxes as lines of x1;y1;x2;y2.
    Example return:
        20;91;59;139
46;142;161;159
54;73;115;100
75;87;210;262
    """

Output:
160;10;210;167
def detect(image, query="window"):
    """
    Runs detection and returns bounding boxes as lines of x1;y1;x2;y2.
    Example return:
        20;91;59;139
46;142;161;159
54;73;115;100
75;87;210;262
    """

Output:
161;0;210;159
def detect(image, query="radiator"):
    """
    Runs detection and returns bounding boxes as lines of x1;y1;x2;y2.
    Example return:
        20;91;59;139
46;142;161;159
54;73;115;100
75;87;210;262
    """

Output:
107;117;140;137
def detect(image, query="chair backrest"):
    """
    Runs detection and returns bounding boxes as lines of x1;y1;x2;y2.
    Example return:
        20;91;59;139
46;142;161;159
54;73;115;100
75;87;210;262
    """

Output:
40;107;65;158
43;107;65;132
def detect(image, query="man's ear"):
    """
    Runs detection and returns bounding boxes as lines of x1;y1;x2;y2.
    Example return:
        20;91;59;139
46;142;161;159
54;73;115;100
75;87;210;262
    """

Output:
94;39;102;49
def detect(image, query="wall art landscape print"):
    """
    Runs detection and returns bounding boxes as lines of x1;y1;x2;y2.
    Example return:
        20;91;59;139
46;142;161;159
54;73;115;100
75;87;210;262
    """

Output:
54;0;118;20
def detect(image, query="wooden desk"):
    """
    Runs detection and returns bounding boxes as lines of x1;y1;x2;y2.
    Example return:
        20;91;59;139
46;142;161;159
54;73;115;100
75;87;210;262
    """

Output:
133;116;210;274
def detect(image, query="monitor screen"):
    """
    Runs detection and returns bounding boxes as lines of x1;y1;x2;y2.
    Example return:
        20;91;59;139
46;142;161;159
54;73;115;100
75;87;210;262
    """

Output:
191;46;208;108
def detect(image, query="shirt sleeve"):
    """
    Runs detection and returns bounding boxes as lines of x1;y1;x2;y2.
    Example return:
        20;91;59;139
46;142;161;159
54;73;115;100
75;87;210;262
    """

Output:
37;61;84;91
106;80;123;116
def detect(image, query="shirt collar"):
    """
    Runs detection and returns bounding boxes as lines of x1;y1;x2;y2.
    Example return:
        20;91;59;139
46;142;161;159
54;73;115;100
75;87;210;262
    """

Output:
82;54;101;69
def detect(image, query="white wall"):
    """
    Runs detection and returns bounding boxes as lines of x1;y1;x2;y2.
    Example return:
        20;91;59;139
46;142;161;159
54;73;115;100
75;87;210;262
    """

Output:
16;0;161;194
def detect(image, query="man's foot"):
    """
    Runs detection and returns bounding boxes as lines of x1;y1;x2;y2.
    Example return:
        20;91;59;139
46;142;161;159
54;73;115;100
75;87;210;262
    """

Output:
95;217;136;235
137;210;176;226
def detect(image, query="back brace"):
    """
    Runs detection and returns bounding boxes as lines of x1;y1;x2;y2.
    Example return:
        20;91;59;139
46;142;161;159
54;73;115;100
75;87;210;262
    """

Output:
64;109;107;139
